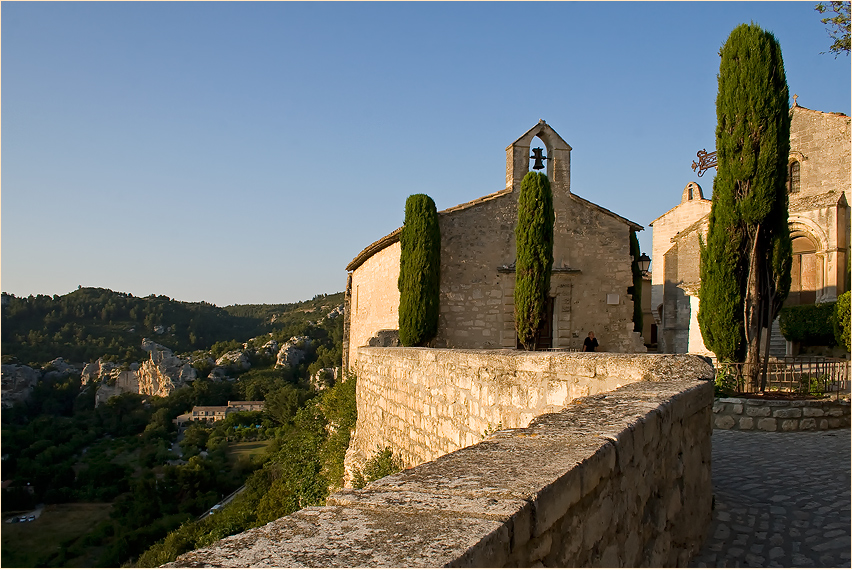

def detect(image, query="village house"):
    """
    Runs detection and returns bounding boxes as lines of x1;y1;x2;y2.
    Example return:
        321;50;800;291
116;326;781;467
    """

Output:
650;101;851;355
343;120;647;371
173;400;265;427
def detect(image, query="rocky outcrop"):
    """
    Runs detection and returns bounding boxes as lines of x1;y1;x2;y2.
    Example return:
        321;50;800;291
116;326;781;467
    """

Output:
81;358;119;385
323;304;344;321
208;367;235;382
1;364;41;409
137;339;196;397
310;367;339;392
43;358;81;381
215;350;251;371
276;336;315;368
95;370;140;406
259;338;279;358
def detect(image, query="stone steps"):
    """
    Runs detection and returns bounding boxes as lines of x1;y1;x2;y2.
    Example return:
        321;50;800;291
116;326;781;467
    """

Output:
769;319;787;357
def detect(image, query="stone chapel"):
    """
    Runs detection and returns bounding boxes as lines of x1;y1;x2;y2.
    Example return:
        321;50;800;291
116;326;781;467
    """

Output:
343;120;646;370
650;102;851;355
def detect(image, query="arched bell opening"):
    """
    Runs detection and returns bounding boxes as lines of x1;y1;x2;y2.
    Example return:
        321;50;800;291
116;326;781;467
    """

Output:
528;135;551;179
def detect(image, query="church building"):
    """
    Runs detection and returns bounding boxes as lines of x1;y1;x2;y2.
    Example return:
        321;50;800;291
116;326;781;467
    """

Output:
650;101;851;355
343;120;646;370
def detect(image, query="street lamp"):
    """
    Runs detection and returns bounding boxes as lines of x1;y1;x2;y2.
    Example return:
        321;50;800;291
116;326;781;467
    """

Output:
638;253;651;274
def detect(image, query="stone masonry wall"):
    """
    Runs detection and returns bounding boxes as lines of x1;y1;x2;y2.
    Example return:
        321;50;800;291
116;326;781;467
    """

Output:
347;241;401;369
436;191;640;354
790;105;851;204
712;396;851;431
170;377;714;568
346;348;712;477
649;185;712;336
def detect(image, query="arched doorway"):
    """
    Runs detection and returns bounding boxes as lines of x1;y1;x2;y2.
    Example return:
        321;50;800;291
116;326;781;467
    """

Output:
787;233;822;306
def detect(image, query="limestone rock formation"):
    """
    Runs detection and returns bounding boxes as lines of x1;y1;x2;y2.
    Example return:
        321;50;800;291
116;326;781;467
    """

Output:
215;350;251;371
95;369;140;406
310;367;339;392
43;358;81;381
324;304;344;321
260;338;279;357
276;336;315;368
208;367;233;381
81;358;119;385
137;338;196;397
1;364;41;409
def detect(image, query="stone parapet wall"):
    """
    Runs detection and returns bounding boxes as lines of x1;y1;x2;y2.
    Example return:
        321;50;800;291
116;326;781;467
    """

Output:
170;378;714;568
713;396;851;431
346;348;712;479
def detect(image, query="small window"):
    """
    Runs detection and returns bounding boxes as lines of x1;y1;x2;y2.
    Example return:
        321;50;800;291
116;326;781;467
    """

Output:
788;161;800;193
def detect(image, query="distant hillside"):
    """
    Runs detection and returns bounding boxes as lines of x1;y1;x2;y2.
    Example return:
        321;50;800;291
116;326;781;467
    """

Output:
1;288;344;367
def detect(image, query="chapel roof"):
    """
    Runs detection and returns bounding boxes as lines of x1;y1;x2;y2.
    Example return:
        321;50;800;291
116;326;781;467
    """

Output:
345;188;643;272
345;189;514;272
792;101;849;119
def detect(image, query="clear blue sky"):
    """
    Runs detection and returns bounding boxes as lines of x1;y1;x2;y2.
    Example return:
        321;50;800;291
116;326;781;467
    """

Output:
3;2;849;306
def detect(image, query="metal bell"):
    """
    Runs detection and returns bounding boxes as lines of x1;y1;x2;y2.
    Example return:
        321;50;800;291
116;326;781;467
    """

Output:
530;147;547;170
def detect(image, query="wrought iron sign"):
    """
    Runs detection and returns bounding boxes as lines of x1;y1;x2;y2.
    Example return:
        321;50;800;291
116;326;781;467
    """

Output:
691;149;717;177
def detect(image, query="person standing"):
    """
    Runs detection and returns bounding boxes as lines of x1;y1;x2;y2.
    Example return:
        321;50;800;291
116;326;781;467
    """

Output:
583;331;599;352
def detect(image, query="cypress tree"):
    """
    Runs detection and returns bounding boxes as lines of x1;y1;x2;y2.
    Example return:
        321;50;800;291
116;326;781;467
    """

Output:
698;23;792;388
515;171;555;350
629;230;643;334
398;194;441;347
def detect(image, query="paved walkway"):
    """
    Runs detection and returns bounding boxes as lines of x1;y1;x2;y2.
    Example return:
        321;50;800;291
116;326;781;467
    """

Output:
691;428;851;568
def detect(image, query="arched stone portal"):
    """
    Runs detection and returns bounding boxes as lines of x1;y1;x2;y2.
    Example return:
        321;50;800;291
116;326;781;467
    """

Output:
789;235;820;305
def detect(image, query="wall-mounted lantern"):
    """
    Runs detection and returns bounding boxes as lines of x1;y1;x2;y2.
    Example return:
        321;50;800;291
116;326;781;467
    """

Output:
638;253;651;274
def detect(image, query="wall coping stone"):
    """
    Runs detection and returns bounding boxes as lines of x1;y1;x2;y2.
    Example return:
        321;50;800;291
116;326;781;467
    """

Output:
713;396;850;431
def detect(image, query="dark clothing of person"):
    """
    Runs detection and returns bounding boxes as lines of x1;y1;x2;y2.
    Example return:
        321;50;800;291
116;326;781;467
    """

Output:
583;337;598;352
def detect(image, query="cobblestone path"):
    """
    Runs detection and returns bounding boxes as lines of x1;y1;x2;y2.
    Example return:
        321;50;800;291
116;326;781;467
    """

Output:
692;428;851;567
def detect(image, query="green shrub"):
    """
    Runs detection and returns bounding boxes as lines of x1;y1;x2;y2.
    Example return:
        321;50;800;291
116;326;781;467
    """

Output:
351;446;404;489
834;291;850;351
514;171;554;350
779;301;837;345
398;194;441;347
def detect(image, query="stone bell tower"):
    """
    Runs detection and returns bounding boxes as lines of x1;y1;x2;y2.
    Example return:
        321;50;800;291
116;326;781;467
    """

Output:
505;119;572;195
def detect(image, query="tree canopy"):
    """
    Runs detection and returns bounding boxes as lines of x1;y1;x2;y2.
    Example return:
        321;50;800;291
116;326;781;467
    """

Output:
816;1;851;56
698;23;792;386
398;194;441;347
514;171;555;350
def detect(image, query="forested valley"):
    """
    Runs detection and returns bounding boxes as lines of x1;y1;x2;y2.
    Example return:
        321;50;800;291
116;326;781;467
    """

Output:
0;287;379;567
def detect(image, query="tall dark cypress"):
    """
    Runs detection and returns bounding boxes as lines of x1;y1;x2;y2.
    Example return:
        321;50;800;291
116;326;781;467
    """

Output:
398;194;441;347
629;230;644;334
514;171;555;350
699;24;792;386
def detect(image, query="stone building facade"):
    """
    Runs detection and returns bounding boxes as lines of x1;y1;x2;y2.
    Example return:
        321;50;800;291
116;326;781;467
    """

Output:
650;103;851;355
344;121;646;370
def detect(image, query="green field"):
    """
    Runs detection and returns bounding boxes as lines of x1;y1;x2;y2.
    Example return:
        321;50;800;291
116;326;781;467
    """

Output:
1;503;113;567
226;440;272;463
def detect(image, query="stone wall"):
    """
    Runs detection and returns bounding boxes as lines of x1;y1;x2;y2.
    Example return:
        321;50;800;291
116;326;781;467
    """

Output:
170;377;714;568
712;396;851;431
649;181;712;344
789;104;851;204
346;241;402;368
346;347;712;477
